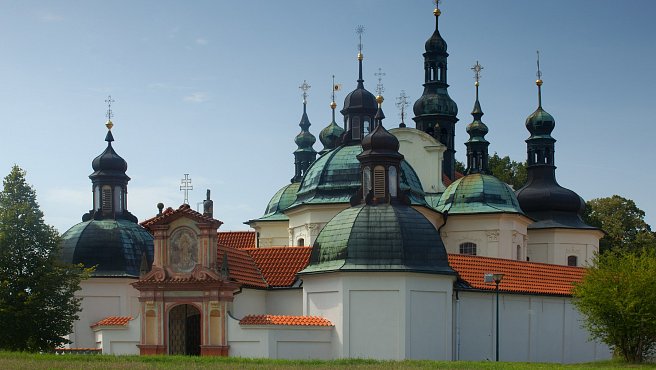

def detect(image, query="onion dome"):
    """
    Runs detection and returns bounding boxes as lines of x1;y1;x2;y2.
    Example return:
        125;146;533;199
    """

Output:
300;203;454;275
464;62;490;175
90;128;128;179
515;63;594;229
319;100;345;154
251;182;301;222
292;81;318;183
436;173;524;215
425;7;447;54
60;219;154;277
361;96;400;153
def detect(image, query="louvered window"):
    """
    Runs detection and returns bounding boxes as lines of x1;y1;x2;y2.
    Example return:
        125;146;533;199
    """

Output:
102;186;112;212
373;166;385;198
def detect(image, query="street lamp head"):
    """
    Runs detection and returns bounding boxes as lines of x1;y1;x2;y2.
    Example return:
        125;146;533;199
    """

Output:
484;273;505;284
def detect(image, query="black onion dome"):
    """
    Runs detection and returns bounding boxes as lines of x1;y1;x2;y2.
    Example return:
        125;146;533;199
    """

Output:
412;91;458;117
60;219;154;277
361;108;399;153
425;25;447;54
342;87;377;113
91;131;128;176
294;130;316;150
525;107;555;138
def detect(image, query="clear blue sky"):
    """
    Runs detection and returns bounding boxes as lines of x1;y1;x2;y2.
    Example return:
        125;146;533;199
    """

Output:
1;0;654;233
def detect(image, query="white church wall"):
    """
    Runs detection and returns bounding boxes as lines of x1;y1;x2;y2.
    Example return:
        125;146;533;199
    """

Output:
265;289;302;315
455;291;611;363
70;277;141;348
286;204;348;246
527;228;601;266
302;271;454;360
92;316;141;355
250;220;290;247
231;288;267;318
226;314;333;359
391;127;446;194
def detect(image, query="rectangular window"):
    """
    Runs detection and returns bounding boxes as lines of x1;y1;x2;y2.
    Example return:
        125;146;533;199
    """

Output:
352;117;361;140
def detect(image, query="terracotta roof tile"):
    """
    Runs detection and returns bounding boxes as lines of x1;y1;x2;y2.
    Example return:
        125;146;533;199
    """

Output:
140;204;222;229
443;171;465;187
217;244;268;288
245;247;311;287
90;316;132;328
240;314;333;327
448;254;585;296
218;231;256;249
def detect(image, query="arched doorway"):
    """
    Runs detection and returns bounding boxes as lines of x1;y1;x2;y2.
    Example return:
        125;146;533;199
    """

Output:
168;304;201;355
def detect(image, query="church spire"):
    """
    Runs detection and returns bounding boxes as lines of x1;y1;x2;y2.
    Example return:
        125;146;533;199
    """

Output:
341;25;377;144
319;76;345;154
525;51;556;169
412;2;459;180
292;80;317;183
464;61;490;175
84;96;137;223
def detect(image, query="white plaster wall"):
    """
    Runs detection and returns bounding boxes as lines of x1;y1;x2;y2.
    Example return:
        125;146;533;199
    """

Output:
70;277;141;348
231;289;267;318
265;289;303;315
227;315;333;359
391;127;446;193
286;204;348;246
527;228;602;266
250;221;289;247
454;291;611;363
441;214;531;260
302;271;455;360
93;316;141;355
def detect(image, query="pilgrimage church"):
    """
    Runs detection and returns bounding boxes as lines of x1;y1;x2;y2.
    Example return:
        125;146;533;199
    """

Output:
59;4;610;362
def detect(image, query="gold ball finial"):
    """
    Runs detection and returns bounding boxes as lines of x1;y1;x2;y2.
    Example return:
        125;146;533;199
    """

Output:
105;120;114;130
434;8;441;16
330;101;337;109
475;81;479;87
376;95;384;105
357;52;363;61
536;79;543;86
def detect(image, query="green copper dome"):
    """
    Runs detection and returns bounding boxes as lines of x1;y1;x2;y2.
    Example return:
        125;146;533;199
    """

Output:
60;219;154;277
291;144;427;208
525;107;555;139
254;182;300;222
300;204;454;275
436;173;524;215
413;90;458;117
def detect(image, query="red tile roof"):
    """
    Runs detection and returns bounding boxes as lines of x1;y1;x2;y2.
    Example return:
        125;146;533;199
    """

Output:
218;231;256;249
240;315;333;327
448;254;586;296
443;171;465;186
218;244;268;288
140;204;222;229
245;247;312;287
90;316;132;328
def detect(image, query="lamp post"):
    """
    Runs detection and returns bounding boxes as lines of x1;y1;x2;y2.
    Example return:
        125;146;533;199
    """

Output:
484;273;504;362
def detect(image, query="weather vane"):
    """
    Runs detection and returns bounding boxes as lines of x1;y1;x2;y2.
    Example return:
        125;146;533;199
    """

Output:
104;95;115;121
356;25;365;53
471;61;483;84
536;50;542;80
396;90;410;128
299;80;311;104
332;75;342;102
180;174;193;205
375;67;385;96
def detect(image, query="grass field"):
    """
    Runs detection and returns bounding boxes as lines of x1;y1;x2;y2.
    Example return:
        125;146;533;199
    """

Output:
1;352;655;369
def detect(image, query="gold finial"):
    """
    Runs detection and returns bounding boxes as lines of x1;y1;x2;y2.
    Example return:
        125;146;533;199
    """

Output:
357;52;363;61
434;0;441;16
104;95;115;130
376;95;384;105
330;101;337;109
536;79;543;86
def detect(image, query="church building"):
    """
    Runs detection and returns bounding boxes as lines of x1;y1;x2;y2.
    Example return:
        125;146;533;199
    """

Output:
59;3;609;363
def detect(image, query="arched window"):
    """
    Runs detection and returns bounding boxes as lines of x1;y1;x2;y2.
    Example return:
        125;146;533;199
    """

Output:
516;245;522;261
352;117;361;140
297;238;305;247
459;242;477;255
363;166;372;194
388;166;397;197
567;255;578;267
373;166;386;198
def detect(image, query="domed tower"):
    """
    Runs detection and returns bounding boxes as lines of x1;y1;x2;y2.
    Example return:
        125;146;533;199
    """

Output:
340;26;378;144
292;80;318;183
319;76;345;155
300;95;456;360
515;54;602;266
59;99;154;348
412;3;459;181
436;65;532;260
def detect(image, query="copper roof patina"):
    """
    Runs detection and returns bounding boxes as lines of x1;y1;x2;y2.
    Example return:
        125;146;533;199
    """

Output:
436;173;524;215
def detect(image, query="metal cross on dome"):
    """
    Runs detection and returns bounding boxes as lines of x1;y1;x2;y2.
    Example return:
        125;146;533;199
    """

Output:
356;25;365;53
105;95;115;121
396;90;410;124
374;67;385;96
536;50;543;80
299;80;311;104
471;61;483;83
180;174;193;205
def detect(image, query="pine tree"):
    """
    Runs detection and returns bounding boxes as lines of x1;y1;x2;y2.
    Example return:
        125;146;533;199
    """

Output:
0;166;91;351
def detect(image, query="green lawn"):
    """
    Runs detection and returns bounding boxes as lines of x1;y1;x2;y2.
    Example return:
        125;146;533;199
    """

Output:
0;352;654;369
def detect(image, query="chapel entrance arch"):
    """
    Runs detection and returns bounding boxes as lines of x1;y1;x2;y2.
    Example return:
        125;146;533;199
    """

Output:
168;304;201;355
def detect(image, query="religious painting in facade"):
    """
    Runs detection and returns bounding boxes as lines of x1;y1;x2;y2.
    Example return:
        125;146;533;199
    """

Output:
169;227;198;272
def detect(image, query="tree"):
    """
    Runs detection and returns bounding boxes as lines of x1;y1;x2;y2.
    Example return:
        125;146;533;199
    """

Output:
583;195;656;253
0;166;91;351
455;153;528;190
573;248;656;362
